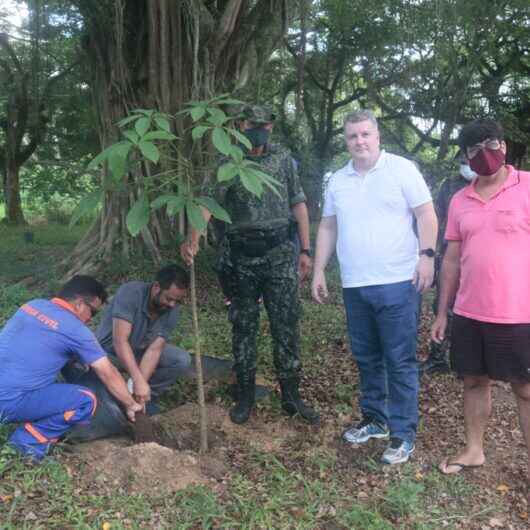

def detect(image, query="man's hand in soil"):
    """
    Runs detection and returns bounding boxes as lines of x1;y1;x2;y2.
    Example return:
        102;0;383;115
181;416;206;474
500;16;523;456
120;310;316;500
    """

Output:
126;401;143;422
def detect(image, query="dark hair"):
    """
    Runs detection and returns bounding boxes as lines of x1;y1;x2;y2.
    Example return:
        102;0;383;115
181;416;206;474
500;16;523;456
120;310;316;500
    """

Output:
458;119;504;151
58;275;108;303
155;264;190;290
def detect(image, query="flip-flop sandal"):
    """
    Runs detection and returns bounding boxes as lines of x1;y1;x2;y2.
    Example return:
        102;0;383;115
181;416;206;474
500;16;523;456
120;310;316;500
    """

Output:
439;459;483;475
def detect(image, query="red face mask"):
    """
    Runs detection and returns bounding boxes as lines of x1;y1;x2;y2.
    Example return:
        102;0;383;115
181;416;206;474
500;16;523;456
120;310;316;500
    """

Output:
469;147;505;176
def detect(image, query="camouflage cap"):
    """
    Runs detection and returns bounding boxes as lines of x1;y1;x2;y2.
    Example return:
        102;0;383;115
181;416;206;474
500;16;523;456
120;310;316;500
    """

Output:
242;104;276;124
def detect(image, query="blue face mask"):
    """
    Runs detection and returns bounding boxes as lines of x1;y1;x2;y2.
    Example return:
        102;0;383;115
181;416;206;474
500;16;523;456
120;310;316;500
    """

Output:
459;164;477;181
243;126;270;149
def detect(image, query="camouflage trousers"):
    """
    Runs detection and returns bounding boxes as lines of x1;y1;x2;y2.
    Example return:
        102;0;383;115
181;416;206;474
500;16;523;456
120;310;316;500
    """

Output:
224;241;301;380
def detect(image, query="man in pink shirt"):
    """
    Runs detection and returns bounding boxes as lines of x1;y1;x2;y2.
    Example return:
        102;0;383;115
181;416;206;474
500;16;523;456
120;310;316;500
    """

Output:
431;119;530;481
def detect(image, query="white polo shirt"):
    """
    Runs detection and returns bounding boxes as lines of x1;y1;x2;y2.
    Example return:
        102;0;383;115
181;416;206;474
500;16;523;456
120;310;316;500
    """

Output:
322;151;432;288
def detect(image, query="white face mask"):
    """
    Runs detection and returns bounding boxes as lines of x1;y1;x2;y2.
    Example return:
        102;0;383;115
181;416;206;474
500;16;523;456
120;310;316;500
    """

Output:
460;164;477;181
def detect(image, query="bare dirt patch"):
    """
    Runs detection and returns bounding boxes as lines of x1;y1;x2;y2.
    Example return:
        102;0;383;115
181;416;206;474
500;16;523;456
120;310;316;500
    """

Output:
151;402;299;453
67;402;299;497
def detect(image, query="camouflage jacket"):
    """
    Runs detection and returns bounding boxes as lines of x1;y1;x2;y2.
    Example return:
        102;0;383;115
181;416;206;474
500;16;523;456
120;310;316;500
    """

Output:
435;174;469;255
204;144;306;235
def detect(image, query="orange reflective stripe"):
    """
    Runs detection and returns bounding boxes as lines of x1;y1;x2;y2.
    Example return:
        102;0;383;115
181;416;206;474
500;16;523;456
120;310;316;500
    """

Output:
79;389;97;416
24;423;48;444
50;297;77;315
64;410;75;422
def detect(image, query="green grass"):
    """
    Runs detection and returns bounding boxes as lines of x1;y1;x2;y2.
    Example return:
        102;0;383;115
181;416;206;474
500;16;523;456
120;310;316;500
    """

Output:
0;421;489;530
0;222;88;285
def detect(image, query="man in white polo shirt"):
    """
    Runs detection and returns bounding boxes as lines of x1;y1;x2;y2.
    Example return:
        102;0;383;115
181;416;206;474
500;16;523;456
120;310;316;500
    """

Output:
312;109;437;464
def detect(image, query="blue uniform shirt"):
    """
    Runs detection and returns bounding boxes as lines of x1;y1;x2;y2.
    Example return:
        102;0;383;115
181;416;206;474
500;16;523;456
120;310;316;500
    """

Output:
0;298;105;399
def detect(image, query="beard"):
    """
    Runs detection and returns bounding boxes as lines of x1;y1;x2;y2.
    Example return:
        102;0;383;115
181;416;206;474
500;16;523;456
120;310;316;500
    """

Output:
150;293;167;313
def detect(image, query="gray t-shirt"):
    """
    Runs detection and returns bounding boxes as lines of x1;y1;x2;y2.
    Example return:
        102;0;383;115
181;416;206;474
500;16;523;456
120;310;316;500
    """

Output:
96;281;179;354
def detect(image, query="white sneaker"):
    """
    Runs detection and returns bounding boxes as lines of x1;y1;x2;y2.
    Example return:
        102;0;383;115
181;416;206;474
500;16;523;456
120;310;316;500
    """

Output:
381;438;415;464
342;418;389;444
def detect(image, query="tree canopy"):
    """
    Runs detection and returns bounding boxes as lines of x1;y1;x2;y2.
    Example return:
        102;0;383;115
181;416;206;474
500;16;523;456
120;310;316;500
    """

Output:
0;0;528;258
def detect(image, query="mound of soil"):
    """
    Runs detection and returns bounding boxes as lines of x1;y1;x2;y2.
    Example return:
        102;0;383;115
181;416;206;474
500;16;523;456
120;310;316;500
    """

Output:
87;443;211;494
70;402;299;496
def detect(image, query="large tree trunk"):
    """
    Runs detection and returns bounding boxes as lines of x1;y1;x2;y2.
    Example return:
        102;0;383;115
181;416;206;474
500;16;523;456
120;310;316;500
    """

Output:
3;161;26;225
65;0;289;276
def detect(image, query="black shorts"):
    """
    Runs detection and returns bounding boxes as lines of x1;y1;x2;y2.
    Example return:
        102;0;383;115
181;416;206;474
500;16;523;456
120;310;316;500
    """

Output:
450;314;530;383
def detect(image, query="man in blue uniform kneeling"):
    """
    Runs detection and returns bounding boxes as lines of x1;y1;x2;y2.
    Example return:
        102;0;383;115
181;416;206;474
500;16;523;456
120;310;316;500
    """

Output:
0;276;142;461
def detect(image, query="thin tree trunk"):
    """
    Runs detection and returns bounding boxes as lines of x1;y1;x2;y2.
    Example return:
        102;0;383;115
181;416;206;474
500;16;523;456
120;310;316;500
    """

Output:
190;264;208;453
295;0;307;117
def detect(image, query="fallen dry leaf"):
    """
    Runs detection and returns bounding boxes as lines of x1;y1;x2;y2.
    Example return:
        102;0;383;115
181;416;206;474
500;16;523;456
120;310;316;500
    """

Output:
496;484;509;494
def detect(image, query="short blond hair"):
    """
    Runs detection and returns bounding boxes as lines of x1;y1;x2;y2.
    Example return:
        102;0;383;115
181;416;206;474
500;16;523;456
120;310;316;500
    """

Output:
343;109;378;129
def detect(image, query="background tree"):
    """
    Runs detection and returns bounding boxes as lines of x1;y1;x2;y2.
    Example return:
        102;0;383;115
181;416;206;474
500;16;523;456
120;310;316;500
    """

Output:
1;0;528;244
65;0;290;275
243;0;528;216
0;0;81;224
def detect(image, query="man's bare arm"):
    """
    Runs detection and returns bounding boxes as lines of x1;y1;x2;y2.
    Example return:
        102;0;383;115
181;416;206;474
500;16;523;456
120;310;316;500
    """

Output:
138;337;165;383
437;240;461;317
291;201;312;281
291;201;311;250
311;216;338;303
413;201;438;292
112;318;150;403
431;240;461;343
90;356;142;421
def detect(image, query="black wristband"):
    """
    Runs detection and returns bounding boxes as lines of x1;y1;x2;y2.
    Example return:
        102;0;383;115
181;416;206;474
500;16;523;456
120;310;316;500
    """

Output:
419;248;435;258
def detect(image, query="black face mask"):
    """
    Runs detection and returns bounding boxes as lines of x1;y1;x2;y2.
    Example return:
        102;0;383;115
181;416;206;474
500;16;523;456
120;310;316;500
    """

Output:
243;126;270;149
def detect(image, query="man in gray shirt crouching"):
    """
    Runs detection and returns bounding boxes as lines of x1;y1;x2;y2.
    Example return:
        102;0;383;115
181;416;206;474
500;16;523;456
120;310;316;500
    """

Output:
96;265;191;409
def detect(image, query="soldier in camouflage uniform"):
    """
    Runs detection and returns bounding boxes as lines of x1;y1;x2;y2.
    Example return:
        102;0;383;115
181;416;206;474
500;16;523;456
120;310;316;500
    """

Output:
181;105;319;425
420;154;476;375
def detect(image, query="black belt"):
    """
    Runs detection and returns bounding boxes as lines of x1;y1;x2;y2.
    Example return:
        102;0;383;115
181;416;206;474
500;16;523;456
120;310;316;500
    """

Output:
228;226;290;257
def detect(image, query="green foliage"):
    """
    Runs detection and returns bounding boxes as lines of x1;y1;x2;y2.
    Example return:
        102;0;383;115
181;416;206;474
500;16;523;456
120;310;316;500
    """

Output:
195;197;231;223
69;190;101;227
185;199;208;233
78;94;281;237
211;127;233;156
0;285;32;327
126;195;151;237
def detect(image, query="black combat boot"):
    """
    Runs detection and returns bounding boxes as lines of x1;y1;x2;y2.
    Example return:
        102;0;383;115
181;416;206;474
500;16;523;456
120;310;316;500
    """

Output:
279;377;320;424
229;370;256;424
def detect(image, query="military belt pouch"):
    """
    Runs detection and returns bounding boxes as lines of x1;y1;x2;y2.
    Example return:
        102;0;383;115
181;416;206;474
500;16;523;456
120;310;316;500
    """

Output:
229;227;290;258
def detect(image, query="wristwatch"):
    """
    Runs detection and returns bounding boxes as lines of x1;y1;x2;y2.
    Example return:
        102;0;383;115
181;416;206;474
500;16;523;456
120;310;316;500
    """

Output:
300;248;313;257
419;248;435;258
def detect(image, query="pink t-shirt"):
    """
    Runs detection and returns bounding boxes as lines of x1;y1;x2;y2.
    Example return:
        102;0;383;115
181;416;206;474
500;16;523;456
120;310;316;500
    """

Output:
445;166;530;324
